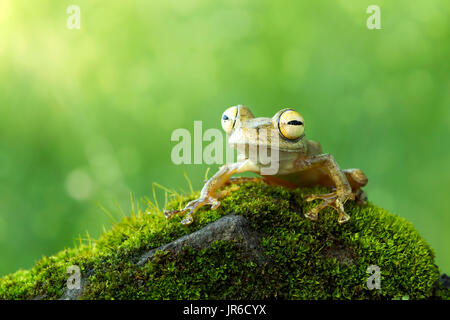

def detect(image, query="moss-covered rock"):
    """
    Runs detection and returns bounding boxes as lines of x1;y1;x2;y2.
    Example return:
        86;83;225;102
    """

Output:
0;182;448;300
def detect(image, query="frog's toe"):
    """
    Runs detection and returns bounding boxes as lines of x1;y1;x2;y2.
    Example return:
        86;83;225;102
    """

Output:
163;200;196;221
304;200;328;221
210;200;221;210
305;192;334;202
338;213;350;224
164;196;220;225
304;209;319;221
304;191;352;224
181;214;194;225
163;208;184;219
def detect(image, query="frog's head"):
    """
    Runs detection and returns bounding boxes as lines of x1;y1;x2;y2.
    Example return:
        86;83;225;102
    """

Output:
221;105;306;152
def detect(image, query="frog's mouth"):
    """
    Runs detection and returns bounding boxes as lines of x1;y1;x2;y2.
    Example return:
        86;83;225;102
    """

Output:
232;141;302;158
229;133;305;153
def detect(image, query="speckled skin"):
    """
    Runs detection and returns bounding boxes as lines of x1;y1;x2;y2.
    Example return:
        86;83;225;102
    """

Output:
165;105;368;225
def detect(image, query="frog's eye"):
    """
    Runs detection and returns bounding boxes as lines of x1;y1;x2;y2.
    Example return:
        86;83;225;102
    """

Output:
221;106;238;134
278;109;305;140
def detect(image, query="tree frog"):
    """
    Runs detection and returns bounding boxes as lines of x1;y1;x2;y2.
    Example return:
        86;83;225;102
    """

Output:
165;105;368;225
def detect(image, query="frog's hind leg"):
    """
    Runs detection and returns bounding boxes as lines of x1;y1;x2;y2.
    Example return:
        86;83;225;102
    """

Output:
343;169;368;205
307;168;368;205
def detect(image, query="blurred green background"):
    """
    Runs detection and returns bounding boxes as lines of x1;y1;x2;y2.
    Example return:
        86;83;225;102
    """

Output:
0;0;449;276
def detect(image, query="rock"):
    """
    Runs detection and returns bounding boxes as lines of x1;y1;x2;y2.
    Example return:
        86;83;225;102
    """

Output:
59;214;265;300
440;274;450;289
136;214;266;266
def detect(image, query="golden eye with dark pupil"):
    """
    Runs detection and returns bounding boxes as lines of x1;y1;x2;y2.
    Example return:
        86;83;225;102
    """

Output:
278;109;305;140
221;106;238;134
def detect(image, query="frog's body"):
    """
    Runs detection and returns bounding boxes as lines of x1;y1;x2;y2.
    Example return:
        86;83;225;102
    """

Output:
165;105;368;225
262;139;366;192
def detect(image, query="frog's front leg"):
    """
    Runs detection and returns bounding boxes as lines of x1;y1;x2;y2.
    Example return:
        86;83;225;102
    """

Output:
295;154;354;224
164;160;259;225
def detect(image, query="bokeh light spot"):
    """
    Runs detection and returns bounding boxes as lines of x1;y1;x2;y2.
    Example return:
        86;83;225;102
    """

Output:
65;169;95;201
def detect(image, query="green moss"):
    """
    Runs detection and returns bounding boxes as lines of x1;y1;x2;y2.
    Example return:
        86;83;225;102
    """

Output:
0;183;446;300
